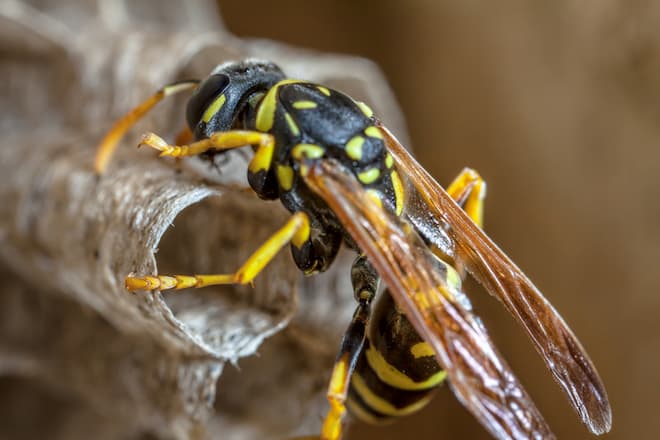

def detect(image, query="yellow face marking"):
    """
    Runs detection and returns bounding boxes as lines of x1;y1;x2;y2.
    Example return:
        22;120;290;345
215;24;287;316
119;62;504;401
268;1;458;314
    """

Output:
364;125;384;139
277;164;294;192
351;372;435;416
365;345;446;391
385;153;394;169
284;112;300;136
345;135;365;161
358;168;381;185
410;342;435;359
292;143;325;160
356;101;374;118
316;85;331;96
256;79;302;132
201;94;226;123
248;142;274;173
390;170;405;215
293;100;318;109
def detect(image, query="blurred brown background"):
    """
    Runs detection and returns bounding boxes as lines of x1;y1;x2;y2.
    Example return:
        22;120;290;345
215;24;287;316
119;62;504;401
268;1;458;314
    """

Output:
219;1;660;439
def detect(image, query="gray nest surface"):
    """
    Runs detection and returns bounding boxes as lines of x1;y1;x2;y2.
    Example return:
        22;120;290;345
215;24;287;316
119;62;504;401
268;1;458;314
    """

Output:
0;0;408;439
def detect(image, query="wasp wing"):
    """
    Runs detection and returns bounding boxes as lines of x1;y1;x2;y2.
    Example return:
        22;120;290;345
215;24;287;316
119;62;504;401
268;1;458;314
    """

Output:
303;159;554;440
377;122;612;435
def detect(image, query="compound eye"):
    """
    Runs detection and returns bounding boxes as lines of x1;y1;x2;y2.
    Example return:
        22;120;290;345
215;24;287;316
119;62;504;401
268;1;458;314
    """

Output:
185;73;230;129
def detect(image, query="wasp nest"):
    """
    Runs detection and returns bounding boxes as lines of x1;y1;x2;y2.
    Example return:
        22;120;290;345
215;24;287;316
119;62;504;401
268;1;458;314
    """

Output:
0;0;407;439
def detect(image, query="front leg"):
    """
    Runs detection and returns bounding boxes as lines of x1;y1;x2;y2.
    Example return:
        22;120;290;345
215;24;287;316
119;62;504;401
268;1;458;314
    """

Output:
125;211;310;291
139;130;274;159
290;222;342;275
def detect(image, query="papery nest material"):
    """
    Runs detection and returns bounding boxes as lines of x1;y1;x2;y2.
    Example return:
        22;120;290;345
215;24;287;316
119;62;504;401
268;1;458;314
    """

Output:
0;0;408;439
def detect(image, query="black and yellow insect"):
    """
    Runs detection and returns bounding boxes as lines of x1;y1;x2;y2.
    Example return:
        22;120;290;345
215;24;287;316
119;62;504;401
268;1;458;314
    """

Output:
95;60;612;440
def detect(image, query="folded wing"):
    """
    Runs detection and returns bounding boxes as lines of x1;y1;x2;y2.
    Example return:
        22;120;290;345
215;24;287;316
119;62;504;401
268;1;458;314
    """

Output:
378;122;611;435
303;159;554;440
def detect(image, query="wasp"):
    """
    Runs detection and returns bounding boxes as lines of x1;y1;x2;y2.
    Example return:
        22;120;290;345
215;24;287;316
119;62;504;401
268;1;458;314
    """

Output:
95;60;612;440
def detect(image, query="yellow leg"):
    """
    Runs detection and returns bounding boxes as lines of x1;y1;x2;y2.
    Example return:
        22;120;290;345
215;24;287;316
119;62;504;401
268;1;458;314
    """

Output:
125;212;311;291
445;168;487;279
94;80;200;174
446;167;487;228
321;353;352;440
139;130;274;159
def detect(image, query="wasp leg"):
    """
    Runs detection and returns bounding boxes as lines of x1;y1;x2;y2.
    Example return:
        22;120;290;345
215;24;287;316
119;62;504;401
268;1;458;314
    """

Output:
291;224;342;275
445;168;486;278
446;167;487;228
95;80;200;174
125;211;310;291
139;130;274;159
321;256;379;440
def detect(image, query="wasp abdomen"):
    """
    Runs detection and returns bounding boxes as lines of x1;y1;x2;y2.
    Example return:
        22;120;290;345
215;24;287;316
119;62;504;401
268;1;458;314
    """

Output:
347;290;446;423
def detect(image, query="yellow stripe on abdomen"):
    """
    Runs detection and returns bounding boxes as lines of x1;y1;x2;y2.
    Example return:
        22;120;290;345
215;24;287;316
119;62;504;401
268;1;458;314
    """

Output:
350;372;434;418
365;345;446;391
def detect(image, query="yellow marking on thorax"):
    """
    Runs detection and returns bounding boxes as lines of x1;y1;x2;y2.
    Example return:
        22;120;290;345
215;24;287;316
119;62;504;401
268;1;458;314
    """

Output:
410;342;435;359
385;153;394;169
277;164;294;191
293;100;318;109
346;135;365;161
284;112;300;136
365;126;384;139
356;101;374;118
256;79;303;132
351;372;435;416
358;168;381;184
390;170;405;215
292;143;325;160
202;94;226;123
365;345;446;391
316;85;331;96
